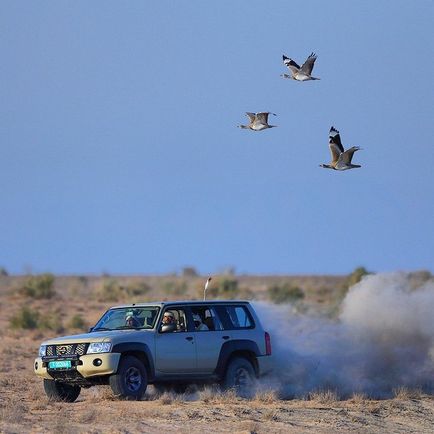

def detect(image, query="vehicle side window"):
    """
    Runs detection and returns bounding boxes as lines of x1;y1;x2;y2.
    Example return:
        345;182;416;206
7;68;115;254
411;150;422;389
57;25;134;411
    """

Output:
160;308;188;332
215;305;255;330
191;306;223;331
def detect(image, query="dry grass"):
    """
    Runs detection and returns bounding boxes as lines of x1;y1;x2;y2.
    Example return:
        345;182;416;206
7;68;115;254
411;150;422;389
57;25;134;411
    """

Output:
308;389;340;404
0;398;27;424
254;388;279;404
197;386;240;404
348;392;367;404
158;391;185;405
393;386;423;400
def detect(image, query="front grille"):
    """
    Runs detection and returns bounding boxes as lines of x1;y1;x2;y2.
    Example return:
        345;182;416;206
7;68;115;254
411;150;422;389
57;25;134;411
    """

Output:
46;343;89;357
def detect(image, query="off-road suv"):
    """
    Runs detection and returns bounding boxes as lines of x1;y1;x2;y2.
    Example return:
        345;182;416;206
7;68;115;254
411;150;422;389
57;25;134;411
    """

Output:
34;300;272;402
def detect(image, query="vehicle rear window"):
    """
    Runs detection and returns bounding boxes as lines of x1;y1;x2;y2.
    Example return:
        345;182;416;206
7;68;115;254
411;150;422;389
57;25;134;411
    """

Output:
215;305;255;330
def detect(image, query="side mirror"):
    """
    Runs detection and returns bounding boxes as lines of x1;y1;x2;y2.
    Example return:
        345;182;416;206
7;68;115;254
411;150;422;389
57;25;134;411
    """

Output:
88;327;94;333
160;323;176;333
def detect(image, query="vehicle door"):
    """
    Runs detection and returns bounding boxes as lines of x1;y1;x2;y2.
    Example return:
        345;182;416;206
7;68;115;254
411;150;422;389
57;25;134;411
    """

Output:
154;306;197;373
191;306;227;373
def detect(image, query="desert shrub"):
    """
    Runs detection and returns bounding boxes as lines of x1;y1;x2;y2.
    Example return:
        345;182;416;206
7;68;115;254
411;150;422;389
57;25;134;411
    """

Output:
267;283;304;304
19;273;56;299
77;275;88;286
218;278;239;297
125;281;151;297
38;313;64;333
96;279;123;302
68;314;87;330
181;267;198;277
238;286;254;300
163;281;188;297
200;278;239;299
408;270;432;290
10;306;40;329
0;266;8;276
345;266;371;289
333;267;372;308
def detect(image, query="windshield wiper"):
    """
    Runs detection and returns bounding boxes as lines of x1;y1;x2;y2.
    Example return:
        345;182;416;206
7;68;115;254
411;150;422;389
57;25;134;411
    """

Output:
92;327;111;332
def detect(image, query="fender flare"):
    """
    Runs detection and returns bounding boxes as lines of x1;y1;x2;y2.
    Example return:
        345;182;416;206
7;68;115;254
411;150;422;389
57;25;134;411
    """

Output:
111;342;155;380
214;339;260;378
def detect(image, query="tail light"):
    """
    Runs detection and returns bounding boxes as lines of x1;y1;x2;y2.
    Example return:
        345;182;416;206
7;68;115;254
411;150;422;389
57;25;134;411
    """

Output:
265;331;272;355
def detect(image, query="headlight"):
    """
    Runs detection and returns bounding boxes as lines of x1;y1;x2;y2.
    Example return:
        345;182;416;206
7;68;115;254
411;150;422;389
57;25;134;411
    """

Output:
87;342;112;354
38;345;47;357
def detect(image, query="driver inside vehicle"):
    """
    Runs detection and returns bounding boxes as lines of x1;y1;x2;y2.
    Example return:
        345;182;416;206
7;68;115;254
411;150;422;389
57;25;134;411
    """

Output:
125;311;141;328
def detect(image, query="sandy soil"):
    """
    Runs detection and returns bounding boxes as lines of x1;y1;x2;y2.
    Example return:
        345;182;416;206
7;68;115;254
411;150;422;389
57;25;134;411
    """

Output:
1;275;434;433
1;332;434;434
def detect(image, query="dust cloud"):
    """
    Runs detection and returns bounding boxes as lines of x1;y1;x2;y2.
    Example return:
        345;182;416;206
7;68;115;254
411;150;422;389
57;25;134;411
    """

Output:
254;272;434;398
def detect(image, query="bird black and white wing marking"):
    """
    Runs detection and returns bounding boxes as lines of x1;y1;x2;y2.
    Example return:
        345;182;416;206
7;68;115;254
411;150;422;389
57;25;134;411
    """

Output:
256;112;276;123
300;52;317;75
283;55;300;73
329;126;345;153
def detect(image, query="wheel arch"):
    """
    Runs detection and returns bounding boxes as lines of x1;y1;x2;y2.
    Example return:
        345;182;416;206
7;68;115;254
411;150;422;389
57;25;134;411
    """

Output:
111;342;155;381
215;340;260;379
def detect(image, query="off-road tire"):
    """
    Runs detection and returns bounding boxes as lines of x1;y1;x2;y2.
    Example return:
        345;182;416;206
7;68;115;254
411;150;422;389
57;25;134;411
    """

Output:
43;379;81;402
222;357;256;397
109;355;147;400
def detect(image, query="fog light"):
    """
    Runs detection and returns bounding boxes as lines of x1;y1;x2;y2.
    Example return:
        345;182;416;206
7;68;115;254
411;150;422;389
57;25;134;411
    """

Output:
35;362;38;370
93;358;102;367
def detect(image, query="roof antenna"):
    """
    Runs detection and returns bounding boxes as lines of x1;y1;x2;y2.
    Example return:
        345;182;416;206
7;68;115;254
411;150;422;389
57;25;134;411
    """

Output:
203;277;212;301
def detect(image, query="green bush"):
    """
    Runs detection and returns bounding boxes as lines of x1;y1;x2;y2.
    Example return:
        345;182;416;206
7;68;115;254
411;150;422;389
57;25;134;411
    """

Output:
10;306;40;329
68;314;87;330
96;279;123;302
163;281;188;297
267;284;304;304
77;275;88;286
218;279;239;298
345;266;371;289
19;274;56;299
125;281;151;297
202;278;239;299
38;313;64;333
181;267;198;277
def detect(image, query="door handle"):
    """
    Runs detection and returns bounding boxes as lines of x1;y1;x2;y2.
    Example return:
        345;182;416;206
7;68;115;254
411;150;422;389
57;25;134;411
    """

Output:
185;336;194;341
222;336;230;340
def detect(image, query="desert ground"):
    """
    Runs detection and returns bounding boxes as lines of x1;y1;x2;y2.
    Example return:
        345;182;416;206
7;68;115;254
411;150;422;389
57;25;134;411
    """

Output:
1;272;433;433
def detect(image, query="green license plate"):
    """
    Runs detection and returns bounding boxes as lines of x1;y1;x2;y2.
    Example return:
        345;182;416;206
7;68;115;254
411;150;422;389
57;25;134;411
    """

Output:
48;360;72;369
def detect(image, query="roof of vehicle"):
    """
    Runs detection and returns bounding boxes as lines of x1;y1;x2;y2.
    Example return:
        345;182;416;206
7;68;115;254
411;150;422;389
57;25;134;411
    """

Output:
110;300;252;309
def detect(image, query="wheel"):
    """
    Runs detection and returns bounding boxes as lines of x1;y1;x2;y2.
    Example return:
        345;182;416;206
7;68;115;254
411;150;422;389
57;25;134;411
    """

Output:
109;355;147;400
222;357;256;397
43;379;81;403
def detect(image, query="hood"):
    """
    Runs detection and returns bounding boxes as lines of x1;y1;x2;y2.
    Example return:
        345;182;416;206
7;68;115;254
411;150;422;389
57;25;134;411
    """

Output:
41;329;153;346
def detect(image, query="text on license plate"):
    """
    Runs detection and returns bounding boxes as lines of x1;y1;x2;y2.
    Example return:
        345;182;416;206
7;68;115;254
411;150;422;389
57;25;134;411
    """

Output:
48;360;72;369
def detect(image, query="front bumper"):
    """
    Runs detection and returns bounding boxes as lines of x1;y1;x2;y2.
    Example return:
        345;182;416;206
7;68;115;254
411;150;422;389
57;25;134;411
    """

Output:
34;353;121;380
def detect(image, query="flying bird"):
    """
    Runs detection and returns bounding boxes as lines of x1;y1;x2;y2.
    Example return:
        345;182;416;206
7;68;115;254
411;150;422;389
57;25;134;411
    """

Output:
320;127;361;170
281;52;320;81
238;112;277;131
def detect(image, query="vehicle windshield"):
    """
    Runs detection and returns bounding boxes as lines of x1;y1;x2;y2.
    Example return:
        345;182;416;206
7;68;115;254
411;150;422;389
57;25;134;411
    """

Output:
92;307;160;331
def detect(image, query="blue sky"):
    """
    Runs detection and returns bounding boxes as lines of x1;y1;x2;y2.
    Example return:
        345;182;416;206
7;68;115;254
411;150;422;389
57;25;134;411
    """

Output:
1;1;433;275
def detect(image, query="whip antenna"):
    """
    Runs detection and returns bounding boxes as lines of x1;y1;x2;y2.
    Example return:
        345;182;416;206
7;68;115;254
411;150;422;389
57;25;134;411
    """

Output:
203;277;212;301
